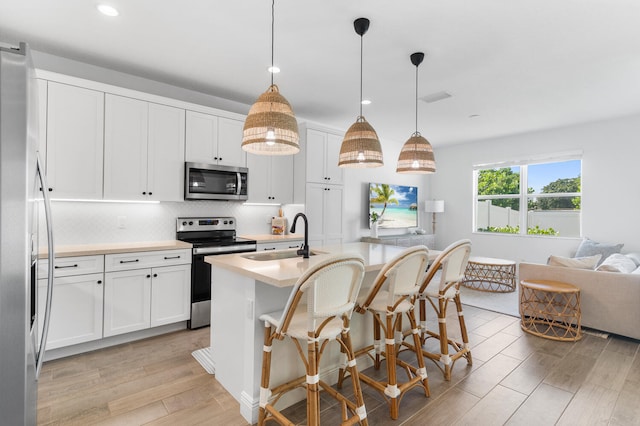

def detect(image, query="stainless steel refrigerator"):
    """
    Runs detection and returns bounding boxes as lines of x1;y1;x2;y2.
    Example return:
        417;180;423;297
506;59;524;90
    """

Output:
0;42;55;425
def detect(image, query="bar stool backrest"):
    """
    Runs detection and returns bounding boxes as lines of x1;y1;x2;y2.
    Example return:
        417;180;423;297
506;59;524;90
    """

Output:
360;246;429;309
420;239;471;293
275;254;366;336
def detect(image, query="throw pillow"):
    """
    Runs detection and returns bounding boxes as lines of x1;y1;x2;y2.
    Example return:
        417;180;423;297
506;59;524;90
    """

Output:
596;253;637;273
625;252;640;267
547;254;601;270
574;238;624;266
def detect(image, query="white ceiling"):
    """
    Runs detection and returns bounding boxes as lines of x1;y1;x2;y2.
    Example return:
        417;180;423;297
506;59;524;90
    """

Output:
2;0;640;149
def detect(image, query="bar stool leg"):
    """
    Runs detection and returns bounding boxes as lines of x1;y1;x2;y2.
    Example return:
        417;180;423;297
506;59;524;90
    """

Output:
307;334;320;426
407;309;430;397
258;323;273;426
437;297;453;381
454;293;472;366
340;322;368;426
373;315;382;369
384;311;400;420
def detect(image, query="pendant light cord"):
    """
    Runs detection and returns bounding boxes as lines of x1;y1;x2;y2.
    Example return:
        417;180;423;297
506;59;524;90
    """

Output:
271;0;275;87
359;34;363;117
415;62;419;135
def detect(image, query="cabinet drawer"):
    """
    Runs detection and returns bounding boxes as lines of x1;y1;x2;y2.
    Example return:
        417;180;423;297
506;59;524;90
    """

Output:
256;240;303;251
38;255;104;278
105;249;191;272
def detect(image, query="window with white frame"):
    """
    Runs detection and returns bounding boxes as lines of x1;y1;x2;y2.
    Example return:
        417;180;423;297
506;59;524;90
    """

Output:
473;156;582;237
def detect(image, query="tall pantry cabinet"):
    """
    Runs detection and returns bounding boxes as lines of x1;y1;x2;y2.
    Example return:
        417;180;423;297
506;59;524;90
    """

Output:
295;125;345;247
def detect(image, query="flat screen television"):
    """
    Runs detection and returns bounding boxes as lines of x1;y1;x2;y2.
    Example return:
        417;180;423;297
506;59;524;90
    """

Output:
369;183;418;229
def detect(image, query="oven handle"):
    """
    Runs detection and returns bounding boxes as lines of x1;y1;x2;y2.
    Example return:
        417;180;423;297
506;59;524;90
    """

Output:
193;244;257;255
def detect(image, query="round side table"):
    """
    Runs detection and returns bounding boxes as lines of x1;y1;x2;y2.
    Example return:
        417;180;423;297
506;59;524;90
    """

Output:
462;257;516;292
519;279;582;341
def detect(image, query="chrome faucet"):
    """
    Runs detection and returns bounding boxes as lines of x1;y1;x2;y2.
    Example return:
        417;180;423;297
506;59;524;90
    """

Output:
290;212;310;258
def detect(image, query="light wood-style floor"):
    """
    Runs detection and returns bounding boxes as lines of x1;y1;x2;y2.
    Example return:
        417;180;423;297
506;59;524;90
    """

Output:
37;304;640;425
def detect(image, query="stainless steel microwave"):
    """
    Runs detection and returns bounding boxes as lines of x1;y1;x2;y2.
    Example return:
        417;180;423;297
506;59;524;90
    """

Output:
185;162;248;201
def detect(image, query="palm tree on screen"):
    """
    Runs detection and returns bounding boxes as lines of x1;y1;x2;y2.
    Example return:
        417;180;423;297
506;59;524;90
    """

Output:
370;184;399;221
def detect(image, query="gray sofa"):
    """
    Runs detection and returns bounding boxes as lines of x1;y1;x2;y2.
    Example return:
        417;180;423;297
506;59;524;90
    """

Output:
519;262;640;341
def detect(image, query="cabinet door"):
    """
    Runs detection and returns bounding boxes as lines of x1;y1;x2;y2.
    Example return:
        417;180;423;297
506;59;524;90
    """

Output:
305;183;325;247
46;82;104;199
185;110;218;164
323;185;343;245
217;117;246;167
104;269;151;337
150;264;191;327
38;273;104;350
305;129;326;183
246;154;271;203
325;133;344;185
104;94;148;200
37;79;47;162
270;156;294;204
147;103;185;201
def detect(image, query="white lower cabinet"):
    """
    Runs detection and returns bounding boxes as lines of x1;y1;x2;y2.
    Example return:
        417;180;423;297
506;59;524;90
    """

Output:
104;250;191;337
37;255;105;350
103;269;152;337
38;273;104;350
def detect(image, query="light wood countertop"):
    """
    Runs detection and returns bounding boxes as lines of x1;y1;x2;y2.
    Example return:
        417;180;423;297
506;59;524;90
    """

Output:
206;242;440;288
40;240;192;258
239;233;305;243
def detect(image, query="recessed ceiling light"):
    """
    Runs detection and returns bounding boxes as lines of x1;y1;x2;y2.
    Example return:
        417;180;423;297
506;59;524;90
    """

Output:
469;114;480;118
361;99;371;105
97;4;119;17
267;66;280;74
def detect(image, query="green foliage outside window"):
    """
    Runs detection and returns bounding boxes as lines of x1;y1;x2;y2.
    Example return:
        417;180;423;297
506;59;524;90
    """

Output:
478;225;558;236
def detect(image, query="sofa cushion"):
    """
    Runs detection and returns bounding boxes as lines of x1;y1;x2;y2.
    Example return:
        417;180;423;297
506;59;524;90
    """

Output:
596;253;637;273
574;238;624;266
547;254;601;270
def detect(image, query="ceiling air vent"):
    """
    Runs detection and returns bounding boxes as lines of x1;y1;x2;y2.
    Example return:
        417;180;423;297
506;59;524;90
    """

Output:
420;91;452;104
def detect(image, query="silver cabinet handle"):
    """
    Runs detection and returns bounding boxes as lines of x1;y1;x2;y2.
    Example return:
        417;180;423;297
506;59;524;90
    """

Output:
54;264;78;269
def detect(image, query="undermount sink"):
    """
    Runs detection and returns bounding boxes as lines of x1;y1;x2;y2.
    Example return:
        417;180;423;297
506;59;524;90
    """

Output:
241;249;323;262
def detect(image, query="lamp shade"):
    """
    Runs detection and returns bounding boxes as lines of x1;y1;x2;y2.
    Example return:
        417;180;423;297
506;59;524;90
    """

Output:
425;199;444;213
396;133;436;173
242;84;300;155
338;116;384;167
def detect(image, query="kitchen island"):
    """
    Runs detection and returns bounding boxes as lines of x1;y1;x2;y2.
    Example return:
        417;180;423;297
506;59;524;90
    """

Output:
205;242;438;423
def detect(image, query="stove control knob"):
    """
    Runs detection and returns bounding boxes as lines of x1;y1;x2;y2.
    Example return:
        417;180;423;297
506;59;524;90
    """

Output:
229;220;234;225
223;220;228;224
182;221;187;226
189;221;194;226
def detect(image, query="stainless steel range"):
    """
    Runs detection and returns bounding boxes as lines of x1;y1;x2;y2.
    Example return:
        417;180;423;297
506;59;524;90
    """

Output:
176;217;256;329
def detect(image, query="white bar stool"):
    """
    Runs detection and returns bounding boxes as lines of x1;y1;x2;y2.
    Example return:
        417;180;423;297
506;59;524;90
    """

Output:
258;254;368;426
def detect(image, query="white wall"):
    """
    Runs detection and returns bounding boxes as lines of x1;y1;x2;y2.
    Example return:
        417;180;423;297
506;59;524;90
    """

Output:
432;114;640;263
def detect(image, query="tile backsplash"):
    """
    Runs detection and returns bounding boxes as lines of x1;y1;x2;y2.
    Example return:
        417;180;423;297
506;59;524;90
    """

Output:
42;200;305;246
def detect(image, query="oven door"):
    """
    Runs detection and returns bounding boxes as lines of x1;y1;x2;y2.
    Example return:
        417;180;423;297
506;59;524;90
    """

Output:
189;244;256;329
185;162;248;201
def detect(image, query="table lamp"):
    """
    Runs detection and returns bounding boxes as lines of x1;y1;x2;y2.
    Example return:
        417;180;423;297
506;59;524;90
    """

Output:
425;200;445;234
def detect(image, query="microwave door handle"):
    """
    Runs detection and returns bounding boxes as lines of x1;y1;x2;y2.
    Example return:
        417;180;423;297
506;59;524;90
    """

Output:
35;155;55;379
237;172;242;195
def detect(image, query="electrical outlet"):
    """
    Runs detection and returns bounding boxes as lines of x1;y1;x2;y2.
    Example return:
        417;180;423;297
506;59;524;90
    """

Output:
117;216;127;229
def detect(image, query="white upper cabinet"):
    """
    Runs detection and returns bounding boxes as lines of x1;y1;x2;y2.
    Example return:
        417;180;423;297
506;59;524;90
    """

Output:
45;82;104;199
246;154;294;204
104;94;185;201
305;129;344;185
185;111;246;167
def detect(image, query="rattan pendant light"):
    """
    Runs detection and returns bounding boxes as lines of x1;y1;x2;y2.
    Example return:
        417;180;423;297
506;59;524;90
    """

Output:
396;52;436;174
338;17;383;168
242;0;299;155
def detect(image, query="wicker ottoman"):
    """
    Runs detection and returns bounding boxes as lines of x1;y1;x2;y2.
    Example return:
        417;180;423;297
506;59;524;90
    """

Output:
462;257;516;292
519;279;582;341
